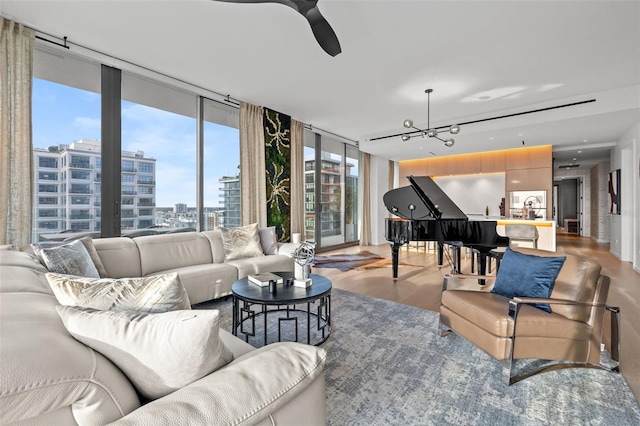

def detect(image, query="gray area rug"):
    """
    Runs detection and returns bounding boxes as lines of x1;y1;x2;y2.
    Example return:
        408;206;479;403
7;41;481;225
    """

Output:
196;289;640;425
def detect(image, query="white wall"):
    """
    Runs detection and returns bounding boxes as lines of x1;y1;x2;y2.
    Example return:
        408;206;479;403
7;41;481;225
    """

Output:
369;155;391;246
611;121;640;270
434;174;505;217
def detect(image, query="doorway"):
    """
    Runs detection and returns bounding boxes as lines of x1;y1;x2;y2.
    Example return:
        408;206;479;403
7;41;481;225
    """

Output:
554;178;580;234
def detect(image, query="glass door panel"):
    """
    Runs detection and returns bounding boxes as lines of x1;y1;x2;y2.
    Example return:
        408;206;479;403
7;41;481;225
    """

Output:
303;131;316;242
319;138;344;247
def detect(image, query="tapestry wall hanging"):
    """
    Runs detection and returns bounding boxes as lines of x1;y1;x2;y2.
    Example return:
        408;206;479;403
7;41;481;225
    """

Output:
264;109;291;241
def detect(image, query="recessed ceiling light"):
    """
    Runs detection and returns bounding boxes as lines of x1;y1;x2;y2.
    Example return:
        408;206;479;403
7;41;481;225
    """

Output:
573;158;577;160
478;95;491;100
489;137;494;140
583;140;588;143
578;150;582;153
518;133;523;136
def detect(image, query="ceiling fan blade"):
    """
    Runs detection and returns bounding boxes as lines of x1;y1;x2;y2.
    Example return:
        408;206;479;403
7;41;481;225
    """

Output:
212;0;341;56
305;6;342;56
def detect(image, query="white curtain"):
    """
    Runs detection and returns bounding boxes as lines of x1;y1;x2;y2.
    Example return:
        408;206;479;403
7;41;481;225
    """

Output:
239;102;267;226
1;18;35;248
290;119;304;237
359;152;371;246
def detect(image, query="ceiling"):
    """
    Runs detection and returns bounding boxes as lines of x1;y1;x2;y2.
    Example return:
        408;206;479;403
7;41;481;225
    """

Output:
2;1;639;171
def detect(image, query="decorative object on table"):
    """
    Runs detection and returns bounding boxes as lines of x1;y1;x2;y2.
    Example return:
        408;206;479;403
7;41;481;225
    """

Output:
248;272;283;287
268;280;277;294
485;205;489;217
292;241;316;288
524;196;542;220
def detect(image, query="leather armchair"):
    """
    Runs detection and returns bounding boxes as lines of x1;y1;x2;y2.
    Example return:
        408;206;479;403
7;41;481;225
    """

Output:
439;247;620;385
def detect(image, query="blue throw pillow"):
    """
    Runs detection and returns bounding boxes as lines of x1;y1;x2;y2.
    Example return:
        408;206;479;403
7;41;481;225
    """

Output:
491;247;566;313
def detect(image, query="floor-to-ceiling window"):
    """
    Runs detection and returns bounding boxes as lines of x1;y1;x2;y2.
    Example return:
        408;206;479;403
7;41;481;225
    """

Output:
121;72;197;231
203;99;241;230
304;130;360;250
31;47;101;242
31;43;240;242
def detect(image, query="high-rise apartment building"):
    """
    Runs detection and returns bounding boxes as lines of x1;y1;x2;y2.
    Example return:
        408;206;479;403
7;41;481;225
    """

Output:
32;139;156;241
219;175;241;228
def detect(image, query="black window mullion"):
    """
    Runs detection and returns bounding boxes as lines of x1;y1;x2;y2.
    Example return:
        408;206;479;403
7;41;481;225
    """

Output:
100;65;122;238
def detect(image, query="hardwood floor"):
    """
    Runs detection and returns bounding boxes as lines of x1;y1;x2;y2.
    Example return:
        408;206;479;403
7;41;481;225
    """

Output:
313;231;640;402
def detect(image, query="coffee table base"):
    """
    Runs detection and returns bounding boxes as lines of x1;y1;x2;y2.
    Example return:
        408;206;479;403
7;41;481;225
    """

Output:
232;294;331;347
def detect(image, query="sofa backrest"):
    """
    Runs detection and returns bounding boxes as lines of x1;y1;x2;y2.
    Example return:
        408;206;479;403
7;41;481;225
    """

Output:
201;230;226;263
515;247;604;323
134;232;214;276
93;237;142;278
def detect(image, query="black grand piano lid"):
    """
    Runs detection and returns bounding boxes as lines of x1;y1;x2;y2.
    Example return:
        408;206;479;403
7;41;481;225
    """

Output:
383;175;468;221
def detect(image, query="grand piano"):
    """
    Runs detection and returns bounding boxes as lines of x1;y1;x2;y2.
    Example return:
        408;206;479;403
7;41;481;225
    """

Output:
383;176;509;283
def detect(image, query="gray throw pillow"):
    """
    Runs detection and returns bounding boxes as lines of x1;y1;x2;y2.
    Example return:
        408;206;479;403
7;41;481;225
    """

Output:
259;226;279;255
56;306;234;400
32;239;100;278
221;223;265;260
46;272;191;313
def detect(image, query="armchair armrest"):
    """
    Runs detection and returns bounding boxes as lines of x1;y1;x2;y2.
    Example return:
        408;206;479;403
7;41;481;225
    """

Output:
511;296;609;309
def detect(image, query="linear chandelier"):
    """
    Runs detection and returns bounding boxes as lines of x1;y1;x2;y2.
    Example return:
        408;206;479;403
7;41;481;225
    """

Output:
401;89;459;147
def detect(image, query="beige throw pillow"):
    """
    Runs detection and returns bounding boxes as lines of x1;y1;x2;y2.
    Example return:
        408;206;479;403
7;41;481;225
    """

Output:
46;272;191;313
32;239;100;278
221;223;265;260
56;306;234;400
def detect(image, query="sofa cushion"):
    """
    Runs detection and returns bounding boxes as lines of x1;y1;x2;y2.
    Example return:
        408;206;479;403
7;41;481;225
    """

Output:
56;306;234;401
46;272;191;313
226;254;294;279
259;226;279;255
110;342;326;426
91;237;142;278
134;232;214;276
221;223;265;261
32;239;100;278
0;249;48;272
0;292;141;425
491;247;566;313
149;263;239;305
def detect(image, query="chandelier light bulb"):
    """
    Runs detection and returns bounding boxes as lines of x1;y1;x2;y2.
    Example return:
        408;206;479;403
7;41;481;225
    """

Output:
400;89;461;145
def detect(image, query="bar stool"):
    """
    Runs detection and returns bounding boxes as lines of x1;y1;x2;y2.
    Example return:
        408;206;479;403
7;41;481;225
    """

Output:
505;224;538;249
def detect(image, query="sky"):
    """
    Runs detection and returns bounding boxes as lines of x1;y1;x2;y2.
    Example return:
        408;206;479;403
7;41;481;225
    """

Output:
32;78;240;208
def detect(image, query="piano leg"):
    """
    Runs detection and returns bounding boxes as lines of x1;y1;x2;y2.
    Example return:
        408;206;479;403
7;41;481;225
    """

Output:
390;243;400;283
477;253;489;286
437;242;444;266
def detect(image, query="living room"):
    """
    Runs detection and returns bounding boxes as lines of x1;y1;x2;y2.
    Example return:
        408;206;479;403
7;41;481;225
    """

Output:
2;1;639;424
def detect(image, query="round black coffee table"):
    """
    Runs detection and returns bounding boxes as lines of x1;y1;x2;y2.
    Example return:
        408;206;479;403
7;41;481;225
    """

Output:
231;272;331;346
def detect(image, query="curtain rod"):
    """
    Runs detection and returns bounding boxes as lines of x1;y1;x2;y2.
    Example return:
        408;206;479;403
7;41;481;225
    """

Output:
31;27;357;146
35;35;69;49
33;29;241;107
369;99;597;142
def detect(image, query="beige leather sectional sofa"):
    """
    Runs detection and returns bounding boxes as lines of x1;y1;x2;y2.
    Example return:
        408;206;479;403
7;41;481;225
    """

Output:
0;231;327;425
92;230;298;305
